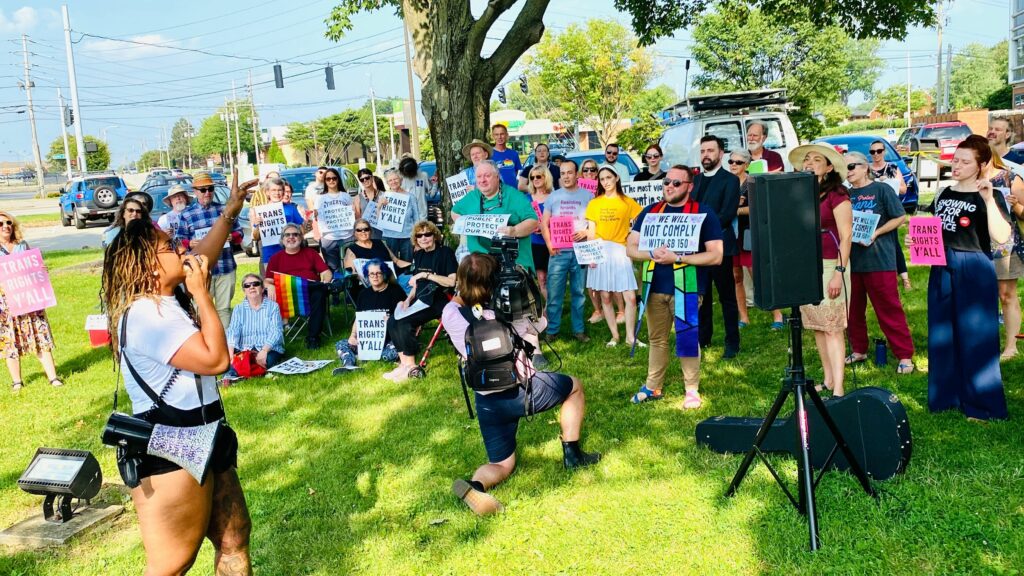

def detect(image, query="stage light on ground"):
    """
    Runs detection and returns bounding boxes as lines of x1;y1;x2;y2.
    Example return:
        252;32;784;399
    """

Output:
17;448;101;523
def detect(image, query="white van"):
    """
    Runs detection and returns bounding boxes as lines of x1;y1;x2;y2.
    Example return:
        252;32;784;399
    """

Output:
658;89;800;171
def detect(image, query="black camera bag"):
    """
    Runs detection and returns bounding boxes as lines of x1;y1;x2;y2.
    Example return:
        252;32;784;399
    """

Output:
457;306;530;393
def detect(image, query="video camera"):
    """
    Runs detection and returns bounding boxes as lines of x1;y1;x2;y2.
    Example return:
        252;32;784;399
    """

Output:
488;236;543;323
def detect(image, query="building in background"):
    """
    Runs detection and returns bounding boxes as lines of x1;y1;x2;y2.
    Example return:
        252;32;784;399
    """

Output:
1012;0;1024;108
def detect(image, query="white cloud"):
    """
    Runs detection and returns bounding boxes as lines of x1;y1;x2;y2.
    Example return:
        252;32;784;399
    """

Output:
81;34;181;61
0;7;39;33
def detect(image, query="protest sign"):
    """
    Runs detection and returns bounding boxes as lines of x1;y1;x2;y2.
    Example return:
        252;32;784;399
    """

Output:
268;357;332;375
881;178;901;195
451;213;510;237
573;240;606;265
622;180;664;208
85;314;110;347
578;178;598;194
638;213;706;253
446;172;472;204
851;210;881;245
907;216;946;266
253;202;286;246
191;226;230;248
549;215;575;248
318;196;356;236
0;248;56;316
748;159;768;174
363;200;379;228
355;311;388;361
378;192;410;233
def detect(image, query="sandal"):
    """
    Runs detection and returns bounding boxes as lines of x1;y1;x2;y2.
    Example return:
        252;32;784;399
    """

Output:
615;312;625;324
896;362;915;374
738;321;749;328
770;321;785;331
631;385;663;404
845;353;868;365
682;390;703;410
11;381;23;392
627;339;647;349
605;338;619;347
50;378;64;387
588;313;603;324
814;383;832;397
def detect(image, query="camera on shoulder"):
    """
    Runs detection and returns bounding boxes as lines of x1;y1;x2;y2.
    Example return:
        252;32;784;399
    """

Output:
487;235;542;323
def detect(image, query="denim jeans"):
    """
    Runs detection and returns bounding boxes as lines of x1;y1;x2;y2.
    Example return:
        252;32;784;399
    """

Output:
336;340;399;366
545;250;586;335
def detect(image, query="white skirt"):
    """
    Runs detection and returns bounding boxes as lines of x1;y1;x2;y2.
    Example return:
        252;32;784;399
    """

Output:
586;241;638;292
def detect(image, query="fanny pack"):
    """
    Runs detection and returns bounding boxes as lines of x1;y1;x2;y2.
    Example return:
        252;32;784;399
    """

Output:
100;308;223;488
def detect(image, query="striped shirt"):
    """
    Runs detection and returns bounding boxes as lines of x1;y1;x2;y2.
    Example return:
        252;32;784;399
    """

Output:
174;201;242;276
226;298;285;353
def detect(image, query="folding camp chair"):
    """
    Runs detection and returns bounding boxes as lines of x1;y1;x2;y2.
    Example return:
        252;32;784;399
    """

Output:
273;273;334;344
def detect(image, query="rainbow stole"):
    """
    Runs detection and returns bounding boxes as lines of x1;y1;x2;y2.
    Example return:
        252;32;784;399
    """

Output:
274;272;310;320
640;201;701;358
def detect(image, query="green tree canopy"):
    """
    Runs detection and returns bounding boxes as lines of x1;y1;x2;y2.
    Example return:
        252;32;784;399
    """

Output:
949;41;1009;111
167;118;195;169
872;85;931;119
284;99;392;165
192;100;257;162
266;138;287;164
136;150;164;171
46;135;110;172
526;19;656;147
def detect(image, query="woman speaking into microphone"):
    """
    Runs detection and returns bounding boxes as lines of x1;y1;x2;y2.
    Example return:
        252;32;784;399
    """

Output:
101;170;255;575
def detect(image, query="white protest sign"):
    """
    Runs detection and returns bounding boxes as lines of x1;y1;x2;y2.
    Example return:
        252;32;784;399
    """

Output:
451;213;511;238
638;213;706;253
622;180;664;208
573;240;607;265
84;314;108;331
268;357;333;375
355;310;388;361
378;192;410;233
191;226;230;248
363;200;379;228
851;210;881;245
253;202;286;246
881;178;901;195
446;173;472;204
318;195;356;236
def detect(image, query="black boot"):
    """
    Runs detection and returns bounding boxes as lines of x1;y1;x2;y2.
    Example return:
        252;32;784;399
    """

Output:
562;439;601;470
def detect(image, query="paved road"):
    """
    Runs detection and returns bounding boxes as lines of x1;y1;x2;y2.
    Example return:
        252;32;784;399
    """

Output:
24;223;106;252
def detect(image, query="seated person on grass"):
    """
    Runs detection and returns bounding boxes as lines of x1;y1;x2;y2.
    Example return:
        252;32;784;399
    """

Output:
264;223;333;349
224;273;285;382
335;259;408;371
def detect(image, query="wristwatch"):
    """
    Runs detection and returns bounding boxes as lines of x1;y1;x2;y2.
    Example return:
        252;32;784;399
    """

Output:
834;265;846;273
675;255;683;264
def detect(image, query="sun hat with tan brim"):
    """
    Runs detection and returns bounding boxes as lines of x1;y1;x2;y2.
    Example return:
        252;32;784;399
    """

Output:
461;139;493;161
163;184;193;208
191;171;215;187
788;143;849;181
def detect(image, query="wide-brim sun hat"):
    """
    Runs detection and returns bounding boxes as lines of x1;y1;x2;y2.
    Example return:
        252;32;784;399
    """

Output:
163;184;193;208
192;171;215;187
461;139;493;161
788;143;848;182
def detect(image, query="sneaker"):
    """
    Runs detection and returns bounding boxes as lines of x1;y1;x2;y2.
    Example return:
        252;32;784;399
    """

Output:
306;337;321;350
452;479;503;516
574;333;591;343
723;346;739;359
332;365;361;376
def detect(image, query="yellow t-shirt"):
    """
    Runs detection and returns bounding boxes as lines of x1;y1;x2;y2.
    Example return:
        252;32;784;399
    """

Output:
585;193;642;244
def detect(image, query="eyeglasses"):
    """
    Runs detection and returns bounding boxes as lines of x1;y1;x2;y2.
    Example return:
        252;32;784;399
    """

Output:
415;232;433;238
663;178;691;187
243;281;262;289
125;208;143;215
847;163;865;171
325;176;339;182
367;271;384;277
645;153;661;159
359;176;372;182
605;150;619;155
531;175;545;180
0;220;14;227
727;160;747;165
869;149;885;155
582;167;597;173
282;232;302;238
355;227;371;232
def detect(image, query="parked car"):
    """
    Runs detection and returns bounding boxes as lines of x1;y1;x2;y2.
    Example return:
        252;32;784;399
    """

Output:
279;166;358;197
208;171;227;185
658;89;799;172
59;174;130;229
238;193;317;257
140;174;192;192
895;121;972;161
813;135;920;213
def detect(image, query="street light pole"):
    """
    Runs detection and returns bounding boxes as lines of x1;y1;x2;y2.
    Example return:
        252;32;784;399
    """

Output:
20;35;46;197
57;89;72;181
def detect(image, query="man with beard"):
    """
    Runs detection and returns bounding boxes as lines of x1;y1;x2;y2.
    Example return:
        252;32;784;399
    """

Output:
746;120;784;172
692;135;742;358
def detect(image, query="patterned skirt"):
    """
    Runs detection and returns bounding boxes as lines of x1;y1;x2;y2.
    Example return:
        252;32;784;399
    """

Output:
800;258;849;333
0;293;55;359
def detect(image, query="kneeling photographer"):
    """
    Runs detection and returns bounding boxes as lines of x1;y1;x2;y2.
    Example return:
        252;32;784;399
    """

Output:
443;253;601;517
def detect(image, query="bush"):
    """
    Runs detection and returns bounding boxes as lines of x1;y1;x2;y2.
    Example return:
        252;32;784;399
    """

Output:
821;118;907;136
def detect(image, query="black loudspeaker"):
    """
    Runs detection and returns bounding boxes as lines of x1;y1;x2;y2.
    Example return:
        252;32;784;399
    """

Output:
749;172;823;310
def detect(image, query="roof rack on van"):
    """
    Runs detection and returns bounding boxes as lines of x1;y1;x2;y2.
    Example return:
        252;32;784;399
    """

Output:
660;89;789;125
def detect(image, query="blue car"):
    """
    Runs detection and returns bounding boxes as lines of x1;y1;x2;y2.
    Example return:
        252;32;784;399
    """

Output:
59;174;130;229
812;135;919;213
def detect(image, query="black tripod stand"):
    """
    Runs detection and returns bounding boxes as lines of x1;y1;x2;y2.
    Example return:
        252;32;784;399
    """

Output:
725;308;877;551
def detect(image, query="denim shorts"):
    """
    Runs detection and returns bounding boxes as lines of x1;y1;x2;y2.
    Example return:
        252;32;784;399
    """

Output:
475;372;574;463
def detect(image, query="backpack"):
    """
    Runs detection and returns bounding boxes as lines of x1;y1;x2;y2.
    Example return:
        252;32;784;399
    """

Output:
457;306;534;393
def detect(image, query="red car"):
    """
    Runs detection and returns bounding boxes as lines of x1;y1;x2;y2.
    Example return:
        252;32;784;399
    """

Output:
895;121;973;161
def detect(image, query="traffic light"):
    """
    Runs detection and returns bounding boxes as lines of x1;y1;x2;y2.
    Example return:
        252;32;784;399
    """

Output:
273;64;284;88
63;106;73;127
519;75;528;95
325;66;335;90
497;86;506;104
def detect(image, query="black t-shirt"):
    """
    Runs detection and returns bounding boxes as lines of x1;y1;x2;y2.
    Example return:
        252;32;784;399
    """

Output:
356;282;407;313
634;169;666;182
348;239;391;263
736;179;754;251
933;188;990;253
412;245;458;305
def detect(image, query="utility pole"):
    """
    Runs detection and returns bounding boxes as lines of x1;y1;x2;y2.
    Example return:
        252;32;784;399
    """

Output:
161;126;168;167
62;5;87;175
944;44;953;113
221;100;234;171
232;81;242;166
935;0;944;114
248;70;261;165
403;20;420;158
906;48;912;128
186;125;193;170
369;84;383;171
389;115;397;164
19;35;46;197
58;89;72;181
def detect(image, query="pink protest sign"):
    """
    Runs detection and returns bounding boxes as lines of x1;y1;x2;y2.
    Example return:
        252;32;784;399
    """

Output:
578;178;598;194
0;248;57;316
907;217;946;266
549;216;575;248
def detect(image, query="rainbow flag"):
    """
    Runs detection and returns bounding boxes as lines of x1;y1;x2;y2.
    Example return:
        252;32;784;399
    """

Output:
274;272;311;320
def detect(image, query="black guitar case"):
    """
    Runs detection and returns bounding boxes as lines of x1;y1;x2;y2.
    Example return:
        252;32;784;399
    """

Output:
695;387;912;481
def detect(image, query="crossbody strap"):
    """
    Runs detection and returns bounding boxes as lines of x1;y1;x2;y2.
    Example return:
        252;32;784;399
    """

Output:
118;306;185;424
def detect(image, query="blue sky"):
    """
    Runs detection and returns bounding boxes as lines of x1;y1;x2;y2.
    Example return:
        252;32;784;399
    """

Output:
0;0;1010;166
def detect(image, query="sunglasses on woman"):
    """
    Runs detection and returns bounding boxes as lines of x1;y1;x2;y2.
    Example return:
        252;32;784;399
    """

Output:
359;176;372;182
727;160;746;165
869;149;885;155
283;232;302;238
325;176;339;182
355;227;371;233
582;167;597;173
243;281;262;289
645;153;661;159
531;175;545;180
0;220;12;227
847;163;865;171
415;232;433;238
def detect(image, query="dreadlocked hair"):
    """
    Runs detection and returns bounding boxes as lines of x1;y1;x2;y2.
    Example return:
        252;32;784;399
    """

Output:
101;219;198;360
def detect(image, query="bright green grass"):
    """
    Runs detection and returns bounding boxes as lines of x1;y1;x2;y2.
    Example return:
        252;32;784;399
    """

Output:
0;243;1022;575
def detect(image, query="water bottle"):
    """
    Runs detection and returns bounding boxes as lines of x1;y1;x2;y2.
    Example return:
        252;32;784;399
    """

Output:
874;338;888;367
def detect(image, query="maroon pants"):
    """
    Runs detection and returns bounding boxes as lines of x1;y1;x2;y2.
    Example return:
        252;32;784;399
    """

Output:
848;270;915;359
